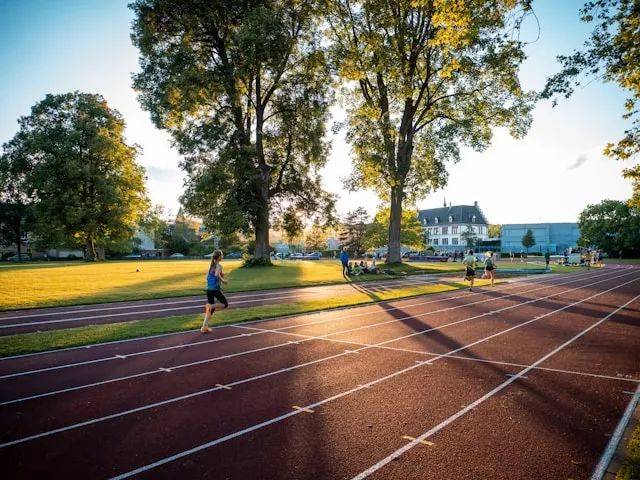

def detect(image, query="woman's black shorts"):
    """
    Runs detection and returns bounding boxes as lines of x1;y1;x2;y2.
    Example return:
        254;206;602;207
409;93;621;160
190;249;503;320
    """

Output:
485;266;494;271
206;289;228;307
465;267;476;277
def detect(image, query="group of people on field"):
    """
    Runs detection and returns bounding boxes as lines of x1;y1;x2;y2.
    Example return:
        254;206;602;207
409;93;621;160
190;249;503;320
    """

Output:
201;247;497;334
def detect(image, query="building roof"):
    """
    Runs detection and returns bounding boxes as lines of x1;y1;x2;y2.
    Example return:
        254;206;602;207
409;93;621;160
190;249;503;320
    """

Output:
418;203;488;226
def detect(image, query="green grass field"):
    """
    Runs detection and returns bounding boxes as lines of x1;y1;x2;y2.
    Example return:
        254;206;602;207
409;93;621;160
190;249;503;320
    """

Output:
0;257;578;311
0;277;497;357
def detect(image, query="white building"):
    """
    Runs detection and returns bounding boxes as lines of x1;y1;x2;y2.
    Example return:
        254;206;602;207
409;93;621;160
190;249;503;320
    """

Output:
418;201;489;251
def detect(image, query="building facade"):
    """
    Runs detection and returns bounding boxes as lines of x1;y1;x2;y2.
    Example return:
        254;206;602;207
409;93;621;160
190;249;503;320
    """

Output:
500;223;580;254
418;202;489;251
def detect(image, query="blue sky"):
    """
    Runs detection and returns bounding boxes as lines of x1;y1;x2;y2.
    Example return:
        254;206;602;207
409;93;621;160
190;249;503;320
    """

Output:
0;0;634;224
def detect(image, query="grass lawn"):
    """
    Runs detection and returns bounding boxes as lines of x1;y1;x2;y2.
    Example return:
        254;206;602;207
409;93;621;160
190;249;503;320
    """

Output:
0;277;497;357
617;423;640;480
0;259;465;311
605;258;640;265
0;257;578;311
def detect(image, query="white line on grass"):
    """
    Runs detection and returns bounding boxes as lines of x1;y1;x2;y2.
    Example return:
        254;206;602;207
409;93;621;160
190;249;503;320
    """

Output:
350;291;640;480
106;275;640;480
1;271;636;452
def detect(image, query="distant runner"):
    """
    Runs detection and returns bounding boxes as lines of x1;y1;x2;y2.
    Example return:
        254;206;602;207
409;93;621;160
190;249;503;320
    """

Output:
201;250;228;333
463;249;477;291
544;250;550;270
340;247;350;277
485;251;496;287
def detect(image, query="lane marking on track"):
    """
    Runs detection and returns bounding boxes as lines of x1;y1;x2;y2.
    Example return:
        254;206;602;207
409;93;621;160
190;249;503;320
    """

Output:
506;374;528;379
622;390;635;395
292;405;314;413
0;270;629;408
104;276;640;480
0;276;442;323
115;355;127;359
215;384;232;391
350;292;640;480
402;435;433;446
591;383;640;480
0;271;603;380
0;271;584;362
158;368;172;373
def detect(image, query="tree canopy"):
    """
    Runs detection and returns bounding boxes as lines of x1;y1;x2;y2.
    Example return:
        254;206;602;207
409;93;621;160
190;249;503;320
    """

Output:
130;0;336;261
0;92;149;260
339;207;369;256
325;0;535;262
542;0;640;208
578;199;640;257
521;228;536;250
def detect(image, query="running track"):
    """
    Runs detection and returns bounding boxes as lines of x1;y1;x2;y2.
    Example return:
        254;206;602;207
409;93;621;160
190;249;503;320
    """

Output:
0;274;464;335
0;266;639;479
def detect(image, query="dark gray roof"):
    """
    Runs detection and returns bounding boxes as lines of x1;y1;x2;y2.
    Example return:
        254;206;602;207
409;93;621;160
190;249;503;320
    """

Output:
418;204;488;226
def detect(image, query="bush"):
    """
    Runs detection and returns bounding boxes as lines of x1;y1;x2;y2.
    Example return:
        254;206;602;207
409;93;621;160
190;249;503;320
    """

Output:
242;256;273;267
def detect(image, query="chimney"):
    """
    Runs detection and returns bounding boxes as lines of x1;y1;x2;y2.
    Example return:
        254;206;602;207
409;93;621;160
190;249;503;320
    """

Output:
474;200;478;207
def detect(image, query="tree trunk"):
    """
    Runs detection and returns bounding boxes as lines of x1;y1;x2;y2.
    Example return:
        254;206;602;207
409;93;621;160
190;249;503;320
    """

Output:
85;235;97;261
387;185;404;263
15;216;21;258
253;168;271;260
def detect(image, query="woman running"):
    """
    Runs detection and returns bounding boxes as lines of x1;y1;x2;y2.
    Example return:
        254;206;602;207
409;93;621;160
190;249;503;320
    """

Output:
485;251;496;287
201;250;228;333
462;249;477;291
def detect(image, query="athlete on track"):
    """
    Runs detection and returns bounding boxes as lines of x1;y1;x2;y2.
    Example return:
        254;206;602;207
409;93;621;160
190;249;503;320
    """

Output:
201;250;229;333
462;249;477;291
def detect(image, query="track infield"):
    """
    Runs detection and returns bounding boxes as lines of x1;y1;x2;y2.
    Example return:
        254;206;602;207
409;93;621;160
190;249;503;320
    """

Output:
0;266;638;479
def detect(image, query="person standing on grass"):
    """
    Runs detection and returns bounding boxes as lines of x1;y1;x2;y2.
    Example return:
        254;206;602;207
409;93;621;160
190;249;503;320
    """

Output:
544;250;550;269
201;250;228;334
462;249;477;291
484;251;496;287
340;247;350;277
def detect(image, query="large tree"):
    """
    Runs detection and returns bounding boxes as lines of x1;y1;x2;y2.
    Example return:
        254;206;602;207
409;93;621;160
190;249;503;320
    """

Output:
130;0;336;261
542;0;640;208
0;92;149;260
578;199;640;257
326;0;534;262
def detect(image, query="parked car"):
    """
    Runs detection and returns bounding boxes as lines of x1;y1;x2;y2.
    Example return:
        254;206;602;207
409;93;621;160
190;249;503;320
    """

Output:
225;251;243;259
6;253;31;262
169;253;185;258
123;254;142;259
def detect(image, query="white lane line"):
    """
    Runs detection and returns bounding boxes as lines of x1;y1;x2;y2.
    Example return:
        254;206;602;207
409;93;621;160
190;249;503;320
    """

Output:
0;269;615;383
2;273;635;455
591;383;640;479
107;276;640;480
0;270;626;406
0;275;441;322
242;325;640;384
0;271;580;362
351;293;640;480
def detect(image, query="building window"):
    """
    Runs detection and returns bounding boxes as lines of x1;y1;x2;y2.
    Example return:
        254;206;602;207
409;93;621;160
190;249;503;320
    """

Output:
472;215;476;223
433;227;439;235
448;215;453;222
442;238;448;245
452;237;458;245
452;226;458;234
432;239;438;245
442;226;448;234
434;217;439;224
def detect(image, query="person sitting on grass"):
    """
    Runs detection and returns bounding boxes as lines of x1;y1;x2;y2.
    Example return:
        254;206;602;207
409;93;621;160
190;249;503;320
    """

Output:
352;262;363;276
370;258;380;274
360;260;370;274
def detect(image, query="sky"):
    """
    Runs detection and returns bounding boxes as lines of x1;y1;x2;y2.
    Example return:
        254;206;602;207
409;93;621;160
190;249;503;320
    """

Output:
0;0;634;225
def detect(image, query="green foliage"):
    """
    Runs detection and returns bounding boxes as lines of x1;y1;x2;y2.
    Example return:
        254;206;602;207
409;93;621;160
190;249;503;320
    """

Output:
0;92;149;261
578;199;640;257
521;229;536;250
305;223;329;251
617;423;640;480
130;0;336;258
0;202;32;255
543;0;640;207
325;0;535;261
461;228;479;248
242;256;273;267
488;224;502;238
364;207;424;250
339;207;369;256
